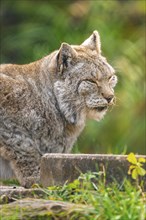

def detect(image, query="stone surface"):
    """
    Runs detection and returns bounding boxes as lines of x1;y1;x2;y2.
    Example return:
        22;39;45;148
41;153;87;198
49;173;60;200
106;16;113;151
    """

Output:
1;198;93;220
0;186;46;204
0;186;44;197
40;154;146;188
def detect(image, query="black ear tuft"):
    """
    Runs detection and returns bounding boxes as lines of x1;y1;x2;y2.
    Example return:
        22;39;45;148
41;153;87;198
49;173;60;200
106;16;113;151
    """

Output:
62;54;68;68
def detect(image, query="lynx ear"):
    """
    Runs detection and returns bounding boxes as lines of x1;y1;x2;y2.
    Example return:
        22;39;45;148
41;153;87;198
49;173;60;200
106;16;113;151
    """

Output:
57;43;77;73
82;30;101;53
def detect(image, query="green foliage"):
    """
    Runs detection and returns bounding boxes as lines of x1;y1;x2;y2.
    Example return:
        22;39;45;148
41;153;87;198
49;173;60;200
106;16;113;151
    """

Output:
0;179;20;186
42;172;145;220
0;0;145;154
127;153;146;179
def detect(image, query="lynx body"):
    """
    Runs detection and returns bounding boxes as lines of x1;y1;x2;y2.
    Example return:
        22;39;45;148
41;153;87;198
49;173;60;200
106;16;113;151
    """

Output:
0;31;117;187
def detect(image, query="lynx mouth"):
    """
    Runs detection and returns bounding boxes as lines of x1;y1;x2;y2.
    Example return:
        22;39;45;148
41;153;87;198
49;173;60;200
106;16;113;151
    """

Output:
94;106;108;112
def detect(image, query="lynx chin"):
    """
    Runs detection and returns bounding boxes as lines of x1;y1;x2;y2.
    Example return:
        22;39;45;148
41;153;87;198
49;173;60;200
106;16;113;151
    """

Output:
0;31;117;187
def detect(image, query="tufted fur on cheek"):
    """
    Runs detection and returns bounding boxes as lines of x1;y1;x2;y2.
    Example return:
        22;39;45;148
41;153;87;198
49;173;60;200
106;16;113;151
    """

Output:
78;80;98;96
54;80;83;125
78;80;109;110
55;44;84;124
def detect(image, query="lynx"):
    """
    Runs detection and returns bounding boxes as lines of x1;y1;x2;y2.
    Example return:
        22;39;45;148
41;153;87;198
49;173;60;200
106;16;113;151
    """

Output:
0;31;117;187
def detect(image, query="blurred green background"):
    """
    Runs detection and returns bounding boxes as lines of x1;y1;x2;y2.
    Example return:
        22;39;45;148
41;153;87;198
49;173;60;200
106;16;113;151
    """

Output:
0;0;145;155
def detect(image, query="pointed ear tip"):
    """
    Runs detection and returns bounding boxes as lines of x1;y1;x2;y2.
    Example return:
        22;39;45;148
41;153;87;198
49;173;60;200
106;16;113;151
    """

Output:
60;42;72;52
93;30;100;37
61;42;70;47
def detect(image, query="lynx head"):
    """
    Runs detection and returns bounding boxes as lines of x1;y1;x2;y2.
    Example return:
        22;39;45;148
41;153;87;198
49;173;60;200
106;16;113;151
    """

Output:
54;31;117;125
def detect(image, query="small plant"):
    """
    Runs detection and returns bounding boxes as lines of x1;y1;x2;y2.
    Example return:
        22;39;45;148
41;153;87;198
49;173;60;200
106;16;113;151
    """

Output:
127;153;146;179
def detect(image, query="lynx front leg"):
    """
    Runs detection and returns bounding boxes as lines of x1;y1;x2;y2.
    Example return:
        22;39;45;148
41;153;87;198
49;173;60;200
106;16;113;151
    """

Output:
11;151;41;188
0;145;41;188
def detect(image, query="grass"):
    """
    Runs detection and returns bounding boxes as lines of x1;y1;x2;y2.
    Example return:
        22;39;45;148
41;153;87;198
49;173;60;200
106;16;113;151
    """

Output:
1;171;145;219
0;179;20;186
36;172;145;220
1;155;145;219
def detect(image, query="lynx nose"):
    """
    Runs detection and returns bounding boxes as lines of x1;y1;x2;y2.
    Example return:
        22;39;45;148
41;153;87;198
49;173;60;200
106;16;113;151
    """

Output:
102;93;114;103
105;95;114;103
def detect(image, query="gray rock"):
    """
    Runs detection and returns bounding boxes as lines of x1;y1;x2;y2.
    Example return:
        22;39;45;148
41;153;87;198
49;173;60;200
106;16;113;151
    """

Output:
40;154;146;189
0;186;46;204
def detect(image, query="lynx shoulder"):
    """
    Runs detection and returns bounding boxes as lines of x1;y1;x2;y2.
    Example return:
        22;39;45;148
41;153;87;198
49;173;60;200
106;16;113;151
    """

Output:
0;31;117;187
